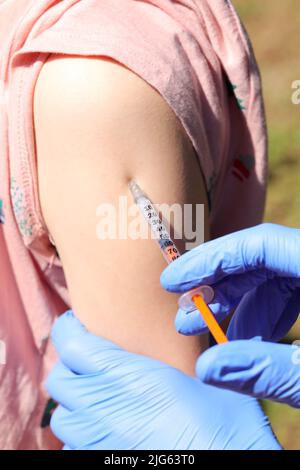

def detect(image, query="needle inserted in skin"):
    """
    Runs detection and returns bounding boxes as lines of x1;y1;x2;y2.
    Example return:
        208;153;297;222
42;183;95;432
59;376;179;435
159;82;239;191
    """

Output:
128;180;228;344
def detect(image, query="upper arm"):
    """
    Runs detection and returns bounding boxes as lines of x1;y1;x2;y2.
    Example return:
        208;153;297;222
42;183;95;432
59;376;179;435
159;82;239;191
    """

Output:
33;53;210;376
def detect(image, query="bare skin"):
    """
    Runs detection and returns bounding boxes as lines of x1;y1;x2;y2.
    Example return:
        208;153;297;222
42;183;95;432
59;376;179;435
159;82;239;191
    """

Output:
33;54;210;377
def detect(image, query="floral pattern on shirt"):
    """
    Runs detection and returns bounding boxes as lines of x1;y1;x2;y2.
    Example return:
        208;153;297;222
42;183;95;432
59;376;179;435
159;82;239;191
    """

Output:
10;177;34;237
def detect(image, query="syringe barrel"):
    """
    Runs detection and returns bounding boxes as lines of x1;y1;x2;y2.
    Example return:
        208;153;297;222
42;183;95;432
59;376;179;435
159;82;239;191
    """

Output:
134;193;180;264
129;180;215;306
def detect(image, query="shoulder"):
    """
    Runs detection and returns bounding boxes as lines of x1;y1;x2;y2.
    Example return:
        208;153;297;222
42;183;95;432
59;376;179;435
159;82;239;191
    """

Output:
34;53;176;127
33;53;188;182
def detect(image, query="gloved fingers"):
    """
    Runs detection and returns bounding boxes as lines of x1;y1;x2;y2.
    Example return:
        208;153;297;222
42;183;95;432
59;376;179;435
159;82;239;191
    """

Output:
46;361;73;409
46;357;147;412
227;279;300;341
160;230;248;293
50;405;101;450
46;360;100;410
160;223;300;293
174;301;229;336
51;310;125;374
174;273;271;336
160;224;264;292
50;404;128;450
196;340;300;408
47;358;173;418
50;405;75;448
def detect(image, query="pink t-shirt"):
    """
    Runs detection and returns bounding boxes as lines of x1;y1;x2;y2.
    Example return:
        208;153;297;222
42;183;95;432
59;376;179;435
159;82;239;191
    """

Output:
0;0;267;449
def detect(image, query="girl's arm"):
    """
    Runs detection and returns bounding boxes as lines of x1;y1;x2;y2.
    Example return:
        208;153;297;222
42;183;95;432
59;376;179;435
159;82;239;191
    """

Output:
33;54;210;376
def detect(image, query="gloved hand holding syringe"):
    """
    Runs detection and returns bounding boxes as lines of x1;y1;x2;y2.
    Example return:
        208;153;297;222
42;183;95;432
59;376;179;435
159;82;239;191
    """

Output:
128;180;228;344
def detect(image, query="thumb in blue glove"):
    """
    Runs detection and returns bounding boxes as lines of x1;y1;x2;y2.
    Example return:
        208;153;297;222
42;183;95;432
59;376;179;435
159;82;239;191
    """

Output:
196;339;300;408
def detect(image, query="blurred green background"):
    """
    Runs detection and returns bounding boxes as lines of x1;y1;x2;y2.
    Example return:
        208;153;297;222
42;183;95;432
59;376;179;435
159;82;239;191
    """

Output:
234;0;300;450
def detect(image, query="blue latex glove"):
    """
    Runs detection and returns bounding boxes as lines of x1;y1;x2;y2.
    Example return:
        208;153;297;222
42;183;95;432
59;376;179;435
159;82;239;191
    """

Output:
196;339;300;408
160;223;300;339
46;311;281;450
160;223;300;408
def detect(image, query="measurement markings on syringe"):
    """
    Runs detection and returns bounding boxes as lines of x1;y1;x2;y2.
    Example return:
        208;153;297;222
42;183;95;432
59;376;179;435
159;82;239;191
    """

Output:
141;203;180;262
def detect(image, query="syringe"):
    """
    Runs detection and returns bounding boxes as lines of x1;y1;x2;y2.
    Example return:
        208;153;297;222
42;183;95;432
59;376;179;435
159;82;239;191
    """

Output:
128;180;228;344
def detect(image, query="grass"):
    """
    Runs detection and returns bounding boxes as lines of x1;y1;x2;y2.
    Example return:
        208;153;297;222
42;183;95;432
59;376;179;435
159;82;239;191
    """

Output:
233;0;300;450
